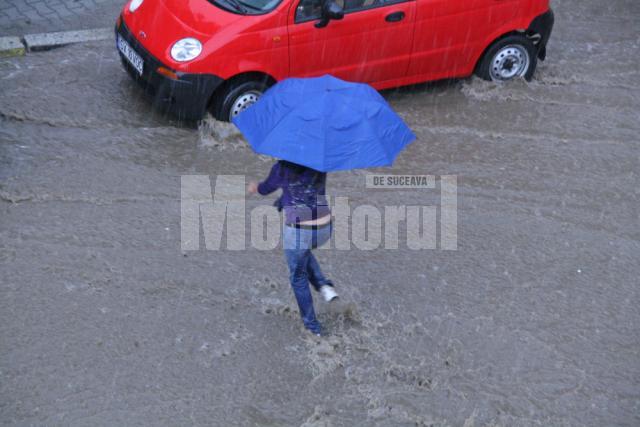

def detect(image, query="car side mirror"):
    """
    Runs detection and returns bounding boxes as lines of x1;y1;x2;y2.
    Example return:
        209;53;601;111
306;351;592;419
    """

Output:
315;0;344;28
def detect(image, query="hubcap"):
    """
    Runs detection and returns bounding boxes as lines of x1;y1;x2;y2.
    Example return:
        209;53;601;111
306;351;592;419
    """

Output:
230;90;262;119
489;45;530;81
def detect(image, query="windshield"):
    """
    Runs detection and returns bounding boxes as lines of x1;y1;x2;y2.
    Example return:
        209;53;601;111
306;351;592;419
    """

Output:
208;0;282;15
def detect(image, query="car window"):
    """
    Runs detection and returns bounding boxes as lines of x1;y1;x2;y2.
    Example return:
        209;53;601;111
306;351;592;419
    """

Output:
295;0;405;23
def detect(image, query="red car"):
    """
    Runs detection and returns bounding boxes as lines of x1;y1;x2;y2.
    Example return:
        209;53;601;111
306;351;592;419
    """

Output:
115;0;553;121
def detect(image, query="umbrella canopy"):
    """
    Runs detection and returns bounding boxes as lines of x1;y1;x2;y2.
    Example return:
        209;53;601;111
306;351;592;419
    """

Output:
232;75;415;172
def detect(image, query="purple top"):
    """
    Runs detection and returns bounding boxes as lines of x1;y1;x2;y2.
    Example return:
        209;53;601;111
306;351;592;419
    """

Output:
258;161;330;224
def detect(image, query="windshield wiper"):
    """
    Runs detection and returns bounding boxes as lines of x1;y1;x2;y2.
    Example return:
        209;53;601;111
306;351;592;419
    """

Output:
237;0;262;11
221;0;247;13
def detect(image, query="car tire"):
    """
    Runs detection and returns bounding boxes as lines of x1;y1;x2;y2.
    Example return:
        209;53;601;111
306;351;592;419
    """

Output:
476;34;538;82
212;80;269;122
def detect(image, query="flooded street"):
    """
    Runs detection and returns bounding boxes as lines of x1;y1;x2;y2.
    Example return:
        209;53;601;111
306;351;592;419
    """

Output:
1;0;639;425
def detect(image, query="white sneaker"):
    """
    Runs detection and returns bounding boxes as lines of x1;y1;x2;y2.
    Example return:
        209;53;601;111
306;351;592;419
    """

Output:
320;285;338;302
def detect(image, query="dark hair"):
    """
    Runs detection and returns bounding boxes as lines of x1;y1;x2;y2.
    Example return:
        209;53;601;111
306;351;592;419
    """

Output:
278;160;325;187
279;160;312;174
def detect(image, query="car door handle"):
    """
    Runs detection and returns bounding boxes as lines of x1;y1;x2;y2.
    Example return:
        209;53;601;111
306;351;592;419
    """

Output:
385;11;405;22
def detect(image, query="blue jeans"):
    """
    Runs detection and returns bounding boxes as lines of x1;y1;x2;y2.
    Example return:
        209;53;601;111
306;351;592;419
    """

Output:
283;223;333;334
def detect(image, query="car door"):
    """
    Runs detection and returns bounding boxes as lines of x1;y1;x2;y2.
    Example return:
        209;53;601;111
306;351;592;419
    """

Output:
407;0;497;80
288;0;416;84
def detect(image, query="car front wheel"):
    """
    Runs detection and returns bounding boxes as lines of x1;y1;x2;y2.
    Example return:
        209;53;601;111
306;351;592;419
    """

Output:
476;35;538;82
212;80;268;122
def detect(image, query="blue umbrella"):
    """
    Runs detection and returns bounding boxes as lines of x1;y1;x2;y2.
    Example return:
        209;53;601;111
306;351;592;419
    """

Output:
232;75;415;172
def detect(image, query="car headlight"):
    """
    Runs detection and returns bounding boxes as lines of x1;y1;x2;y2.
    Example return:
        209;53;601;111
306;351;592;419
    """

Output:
170;38;202;62
129;0;143;12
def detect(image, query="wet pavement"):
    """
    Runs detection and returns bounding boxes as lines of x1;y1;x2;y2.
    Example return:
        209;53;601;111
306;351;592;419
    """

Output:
0;0;122;37
1;0;639;425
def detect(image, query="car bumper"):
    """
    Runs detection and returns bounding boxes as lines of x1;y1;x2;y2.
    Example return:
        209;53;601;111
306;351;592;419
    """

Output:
115;19;223;121
528;9;554;61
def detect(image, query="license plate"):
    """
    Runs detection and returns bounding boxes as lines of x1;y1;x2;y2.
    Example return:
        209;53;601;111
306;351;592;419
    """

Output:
117;35;143;76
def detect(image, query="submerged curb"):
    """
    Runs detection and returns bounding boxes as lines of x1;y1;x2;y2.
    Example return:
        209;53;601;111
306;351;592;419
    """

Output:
0;37;25;57
0;27;112;57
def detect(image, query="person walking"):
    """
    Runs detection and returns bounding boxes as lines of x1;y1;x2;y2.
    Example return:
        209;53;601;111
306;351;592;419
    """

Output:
235;75;415;335
248;160;338;336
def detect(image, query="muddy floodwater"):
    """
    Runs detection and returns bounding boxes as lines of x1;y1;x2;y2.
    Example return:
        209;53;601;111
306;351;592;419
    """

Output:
1;0;639;425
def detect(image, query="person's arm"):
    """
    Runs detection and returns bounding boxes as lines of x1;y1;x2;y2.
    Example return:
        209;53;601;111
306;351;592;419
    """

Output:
256;163;282;195
247;163;281;195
